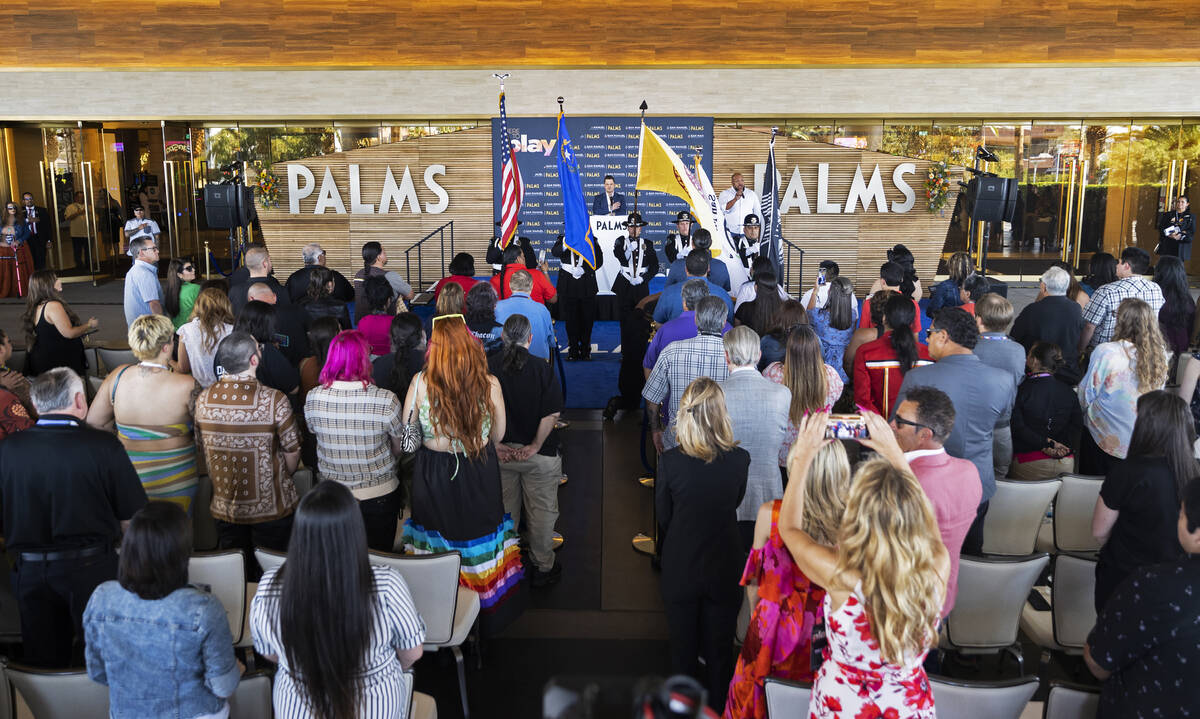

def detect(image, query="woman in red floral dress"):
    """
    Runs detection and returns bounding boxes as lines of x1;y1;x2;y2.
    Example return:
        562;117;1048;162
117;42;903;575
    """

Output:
724;441;851;719
778;412;948;719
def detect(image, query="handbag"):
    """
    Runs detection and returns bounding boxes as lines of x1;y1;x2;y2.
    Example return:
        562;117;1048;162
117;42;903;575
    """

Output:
400;371;424;453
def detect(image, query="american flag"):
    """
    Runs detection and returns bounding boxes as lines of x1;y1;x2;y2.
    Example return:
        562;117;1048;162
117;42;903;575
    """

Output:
497;91;524;248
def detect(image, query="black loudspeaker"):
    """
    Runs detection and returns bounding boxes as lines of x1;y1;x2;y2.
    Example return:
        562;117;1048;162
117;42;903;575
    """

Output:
969;176;1019;223
203;184;256;229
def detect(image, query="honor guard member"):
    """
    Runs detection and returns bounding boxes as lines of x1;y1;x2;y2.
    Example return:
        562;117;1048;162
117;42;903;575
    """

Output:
735;214;763;271
663;228;732;292
487;222;538;274
663;210;694;264
552;233;604;361
605;212;660;418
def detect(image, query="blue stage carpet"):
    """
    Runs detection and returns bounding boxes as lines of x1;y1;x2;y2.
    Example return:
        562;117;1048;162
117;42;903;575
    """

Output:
555;320;621;409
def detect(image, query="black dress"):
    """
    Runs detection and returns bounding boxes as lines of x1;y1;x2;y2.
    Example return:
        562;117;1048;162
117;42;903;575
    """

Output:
1157;209;1195;260
1095;455;1185;612
26;304;87;376
656;446;750;711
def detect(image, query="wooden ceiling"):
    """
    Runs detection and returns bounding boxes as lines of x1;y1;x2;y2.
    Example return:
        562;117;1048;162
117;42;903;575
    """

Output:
4;0;1197;69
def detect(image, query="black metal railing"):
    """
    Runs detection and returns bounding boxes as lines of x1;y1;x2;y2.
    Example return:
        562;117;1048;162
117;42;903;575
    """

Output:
781;238;805;295
404;221;455;291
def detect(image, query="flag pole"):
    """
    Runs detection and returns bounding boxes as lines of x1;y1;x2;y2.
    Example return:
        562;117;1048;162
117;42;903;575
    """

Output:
634;100;648;213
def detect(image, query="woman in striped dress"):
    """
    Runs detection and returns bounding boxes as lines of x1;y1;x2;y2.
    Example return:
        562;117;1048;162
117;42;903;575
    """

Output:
87;314;201;513
251;481;425;719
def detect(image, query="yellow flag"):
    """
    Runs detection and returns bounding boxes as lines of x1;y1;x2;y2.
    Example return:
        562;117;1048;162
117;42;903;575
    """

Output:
634;124;720;239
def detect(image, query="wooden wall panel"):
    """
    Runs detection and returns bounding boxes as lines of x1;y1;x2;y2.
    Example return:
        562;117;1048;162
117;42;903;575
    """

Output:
2;1;1196;69
715;127;958;296
258;127;493;289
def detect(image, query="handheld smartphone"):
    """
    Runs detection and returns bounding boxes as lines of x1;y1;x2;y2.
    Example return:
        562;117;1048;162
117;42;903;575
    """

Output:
825;414;869;440
817;268;827;285
538;249;547;264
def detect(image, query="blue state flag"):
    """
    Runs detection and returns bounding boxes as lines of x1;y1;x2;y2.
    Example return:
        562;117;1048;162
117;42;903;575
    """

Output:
555;111;597;269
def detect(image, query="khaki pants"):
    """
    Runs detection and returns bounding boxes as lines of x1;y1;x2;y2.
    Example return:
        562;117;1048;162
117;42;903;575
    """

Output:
500;443;562;572
1009;455;1075;480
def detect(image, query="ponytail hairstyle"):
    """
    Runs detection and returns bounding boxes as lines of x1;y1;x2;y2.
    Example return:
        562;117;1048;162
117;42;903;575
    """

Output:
361;241;383;272
499;313;532;375
884;293;919;376
868;290;897;333
1027;341;1064;374
383;313;424;397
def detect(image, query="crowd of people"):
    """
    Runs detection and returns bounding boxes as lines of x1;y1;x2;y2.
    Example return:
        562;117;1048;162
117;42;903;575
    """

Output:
0;221;1197;719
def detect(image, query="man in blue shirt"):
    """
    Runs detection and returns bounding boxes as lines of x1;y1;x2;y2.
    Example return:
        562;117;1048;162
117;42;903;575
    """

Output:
495;269;556;360
644;279;732;373
654;249;733;325
662;228;732;292
123;237;163;326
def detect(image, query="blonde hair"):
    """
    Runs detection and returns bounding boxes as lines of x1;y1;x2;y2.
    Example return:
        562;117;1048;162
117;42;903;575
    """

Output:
834;458;945;666
674;377;737;463
128;314;175;361
800;441;850;545
1112;298;1168;392
974;293;1014;331
437;282;465;316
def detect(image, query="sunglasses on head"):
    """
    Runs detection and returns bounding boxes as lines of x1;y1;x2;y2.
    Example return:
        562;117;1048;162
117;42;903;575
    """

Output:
432;313;464;325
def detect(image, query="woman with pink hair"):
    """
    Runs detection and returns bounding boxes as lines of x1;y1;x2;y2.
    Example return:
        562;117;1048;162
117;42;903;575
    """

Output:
303;330;406;550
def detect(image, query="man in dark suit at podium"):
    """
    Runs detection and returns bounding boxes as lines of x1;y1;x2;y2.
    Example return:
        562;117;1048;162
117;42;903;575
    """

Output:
591;175;626;216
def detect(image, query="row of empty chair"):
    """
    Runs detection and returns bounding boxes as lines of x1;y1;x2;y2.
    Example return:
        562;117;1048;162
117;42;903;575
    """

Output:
763;676;1099;719
982;475;1103;559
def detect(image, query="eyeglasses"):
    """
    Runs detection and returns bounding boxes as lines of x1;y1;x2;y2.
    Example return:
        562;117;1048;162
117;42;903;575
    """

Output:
891;414;930;432
432;313;464;325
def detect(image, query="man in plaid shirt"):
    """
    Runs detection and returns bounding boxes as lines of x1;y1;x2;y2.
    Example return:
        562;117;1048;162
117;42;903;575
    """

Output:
1080;247;1164;352
643;296;731;452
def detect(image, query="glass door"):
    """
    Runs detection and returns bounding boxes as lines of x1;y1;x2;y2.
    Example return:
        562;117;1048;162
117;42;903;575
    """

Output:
161;122;198;261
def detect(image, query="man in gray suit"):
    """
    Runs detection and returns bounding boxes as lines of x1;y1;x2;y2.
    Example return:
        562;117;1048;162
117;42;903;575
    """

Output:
719;326;791;552
896;307;1015;555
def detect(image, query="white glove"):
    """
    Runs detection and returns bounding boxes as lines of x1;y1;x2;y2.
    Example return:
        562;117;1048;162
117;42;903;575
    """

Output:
629;276;644;286
744;242;760;255
566;265;585;279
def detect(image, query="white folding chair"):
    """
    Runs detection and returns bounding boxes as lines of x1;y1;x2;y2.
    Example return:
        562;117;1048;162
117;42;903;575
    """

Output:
763;677;811;718
941;553;1050;675
411;690;439;719
188;550;247;645
982;479;1061;556
4;662;109;719
1042;681;1100;719
929;675;1039;719
253;547;287;576
228;671;272;719
369;550;479;719
1051;475;1104;556
1020;553;1098;674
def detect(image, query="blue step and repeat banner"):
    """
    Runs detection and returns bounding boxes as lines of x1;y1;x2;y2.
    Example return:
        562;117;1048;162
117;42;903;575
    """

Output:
491;116;713;267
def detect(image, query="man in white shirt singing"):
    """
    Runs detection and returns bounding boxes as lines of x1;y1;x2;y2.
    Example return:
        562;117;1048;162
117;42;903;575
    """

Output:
717;173;761;241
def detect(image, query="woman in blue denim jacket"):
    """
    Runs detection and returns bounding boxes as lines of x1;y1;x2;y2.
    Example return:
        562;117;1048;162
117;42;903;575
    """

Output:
84;502;241;719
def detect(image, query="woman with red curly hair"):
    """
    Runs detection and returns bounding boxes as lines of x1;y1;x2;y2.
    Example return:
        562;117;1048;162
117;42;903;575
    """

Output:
400;314;524;633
